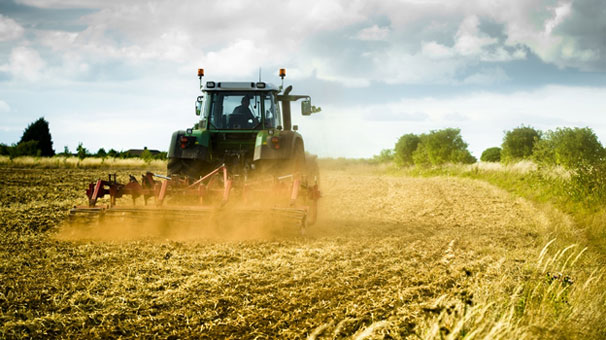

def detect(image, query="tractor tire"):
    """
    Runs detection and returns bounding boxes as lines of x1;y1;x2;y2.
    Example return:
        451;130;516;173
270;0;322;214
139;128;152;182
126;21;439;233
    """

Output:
304;152;320;186
290;141;305;175
303;153;320;226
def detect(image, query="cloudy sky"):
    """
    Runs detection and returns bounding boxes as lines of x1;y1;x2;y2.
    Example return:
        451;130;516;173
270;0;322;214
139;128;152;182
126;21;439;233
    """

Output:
0;0;605;158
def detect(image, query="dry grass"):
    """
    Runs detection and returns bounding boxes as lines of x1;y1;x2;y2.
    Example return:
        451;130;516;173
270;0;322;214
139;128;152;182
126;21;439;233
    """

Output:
472;160;538;174
0;165;604;338
0;155;166;170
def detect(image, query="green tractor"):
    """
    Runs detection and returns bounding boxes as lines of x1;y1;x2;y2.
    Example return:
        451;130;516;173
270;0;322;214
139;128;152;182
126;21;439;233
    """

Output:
167;68;320;181
69;68;321;232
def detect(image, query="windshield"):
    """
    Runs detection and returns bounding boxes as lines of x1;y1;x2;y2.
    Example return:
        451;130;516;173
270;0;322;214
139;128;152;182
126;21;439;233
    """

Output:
205;92;281;130
207;92;263;130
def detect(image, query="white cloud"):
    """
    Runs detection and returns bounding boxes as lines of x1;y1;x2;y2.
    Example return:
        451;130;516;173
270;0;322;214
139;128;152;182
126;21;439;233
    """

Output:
197;40;275;79
421;15;526;64
493;1;601;70
355;25;390;41
14;0;123;8
422;41;454;59
0;46;46;81
8;0;602;87
545;2;572;35
454;16;497;56
367;48;463;85
462;67;509;85
0;14;24;42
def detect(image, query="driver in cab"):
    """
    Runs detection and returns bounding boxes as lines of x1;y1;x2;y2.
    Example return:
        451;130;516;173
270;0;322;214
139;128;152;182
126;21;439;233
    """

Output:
231;95;259;128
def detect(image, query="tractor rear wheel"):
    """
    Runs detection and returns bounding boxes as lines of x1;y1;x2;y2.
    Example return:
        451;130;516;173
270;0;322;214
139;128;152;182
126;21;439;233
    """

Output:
290;141;305;175
304;154;320;226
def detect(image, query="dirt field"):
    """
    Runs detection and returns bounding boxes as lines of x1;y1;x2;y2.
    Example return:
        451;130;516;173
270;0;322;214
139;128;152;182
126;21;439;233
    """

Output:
0;167;584;338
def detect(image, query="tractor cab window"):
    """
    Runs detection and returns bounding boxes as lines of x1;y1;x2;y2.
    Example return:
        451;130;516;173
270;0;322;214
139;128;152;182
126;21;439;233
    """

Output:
208;92;262;130
263;94;282;129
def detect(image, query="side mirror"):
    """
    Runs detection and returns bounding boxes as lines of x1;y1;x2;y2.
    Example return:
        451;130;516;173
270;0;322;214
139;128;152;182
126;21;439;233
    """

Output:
301;98;312;116
195;96;203;116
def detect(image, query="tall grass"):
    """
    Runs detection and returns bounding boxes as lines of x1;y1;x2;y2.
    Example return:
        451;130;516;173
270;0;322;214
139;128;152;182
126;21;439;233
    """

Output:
0;155;167;170
395;161;606;254
373;160;606;338
412;243;606;339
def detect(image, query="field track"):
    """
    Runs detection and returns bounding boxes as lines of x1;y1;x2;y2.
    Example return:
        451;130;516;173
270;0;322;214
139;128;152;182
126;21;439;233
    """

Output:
0;167;567;338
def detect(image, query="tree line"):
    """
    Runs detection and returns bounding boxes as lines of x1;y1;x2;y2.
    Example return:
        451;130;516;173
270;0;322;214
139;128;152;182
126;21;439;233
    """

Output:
0;118;167;160
374;125;605;170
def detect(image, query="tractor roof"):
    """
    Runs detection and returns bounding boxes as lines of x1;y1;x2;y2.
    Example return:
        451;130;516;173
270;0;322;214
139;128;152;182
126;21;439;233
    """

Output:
203;81;280;92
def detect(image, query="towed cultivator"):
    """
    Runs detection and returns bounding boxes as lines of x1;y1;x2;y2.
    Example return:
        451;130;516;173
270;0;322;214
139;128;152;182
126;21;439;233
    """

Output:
70;165;320;233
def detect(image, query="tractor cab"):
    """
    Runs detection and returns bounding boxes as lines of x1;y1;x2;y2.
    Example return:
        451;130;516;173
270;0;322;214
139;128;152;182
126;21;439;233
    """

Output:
196;82;282;131
168;68;320;179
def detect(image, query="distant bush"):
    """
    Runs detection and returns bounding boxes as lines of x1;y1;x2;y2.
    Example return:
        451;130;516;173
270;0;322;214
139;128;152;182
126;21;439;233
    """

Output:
372;148;394;163
96;148;107;158
412;128;476;166
76;143;90;160
155;151;168;160
9;140;40;159
533;127;605;168
480;147;501;162
0;143;10;156
394;133;420;166
568;161;606;206
141;148;153;164
57;146;71;157
501;125;541;163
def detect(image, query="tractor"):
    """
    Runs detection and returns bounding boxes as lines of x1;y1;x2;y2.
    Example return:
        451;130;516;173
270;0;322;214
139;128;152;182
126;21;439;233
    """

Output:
168;68;320;183
69;69;321;232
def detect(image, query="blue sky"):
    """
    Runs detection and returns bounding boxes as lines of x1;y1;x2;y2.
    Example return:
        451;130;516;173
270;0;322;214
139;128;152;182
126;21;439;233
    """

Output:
0;0;605;158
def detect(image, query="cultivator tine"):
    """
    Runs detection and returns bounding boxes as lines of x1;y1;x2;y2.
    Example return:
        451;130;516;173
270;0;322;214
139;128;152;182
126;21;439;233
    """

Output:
89;179;103;207
290;178;300;206
156;180;168;206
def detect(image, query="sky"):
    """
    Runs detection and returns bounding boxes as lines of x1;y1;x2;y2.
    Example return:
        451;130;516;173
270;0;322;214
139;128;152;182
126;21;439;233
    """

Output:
0;0;605;158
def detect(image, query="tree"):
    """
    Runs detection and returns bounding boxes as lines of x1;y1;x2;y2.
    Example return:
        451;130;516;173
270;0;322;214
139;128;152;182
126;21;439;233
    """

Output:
372;148;394;163
501;125;541;162
58;145;72;156
19;117;55;157
412;128;476;166
481;147;501;162
76;143;89;160
141;147;153;163
107;149;118;158
0;143;10;156
372;149;393;163
394;133;420;166
154;151;168;160
533;127;605;168
96;148;107;158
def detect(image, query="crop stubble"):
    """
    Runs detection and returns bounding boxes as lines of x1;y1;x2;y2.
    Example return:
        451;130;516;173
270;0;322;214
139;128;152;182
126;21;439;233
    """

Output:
0;167;561;338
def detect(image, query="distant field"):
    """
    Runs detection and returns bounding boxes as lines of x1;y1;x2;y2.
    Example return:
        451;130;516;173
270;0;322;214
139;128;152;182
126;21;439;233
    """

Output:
0;156;166;170
0;164;604;339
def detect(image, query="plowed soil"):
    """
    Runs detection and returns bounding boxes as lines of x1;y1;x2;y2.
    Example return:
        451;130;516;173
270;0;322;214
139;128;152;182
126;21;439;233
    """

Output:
0;167;564;338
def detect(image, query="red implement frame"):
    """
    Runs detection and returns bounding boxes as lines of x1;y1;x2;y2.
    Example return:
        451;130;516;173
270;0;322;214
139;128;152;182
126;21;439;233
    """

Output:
75;164;320;224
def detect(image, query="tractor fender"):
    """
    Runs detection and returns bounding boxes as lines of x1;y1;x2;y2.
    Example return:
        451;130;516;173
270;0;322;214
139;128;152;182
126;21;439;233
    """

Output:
168;130;208;160
253;130;304;161
286;132;304;159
